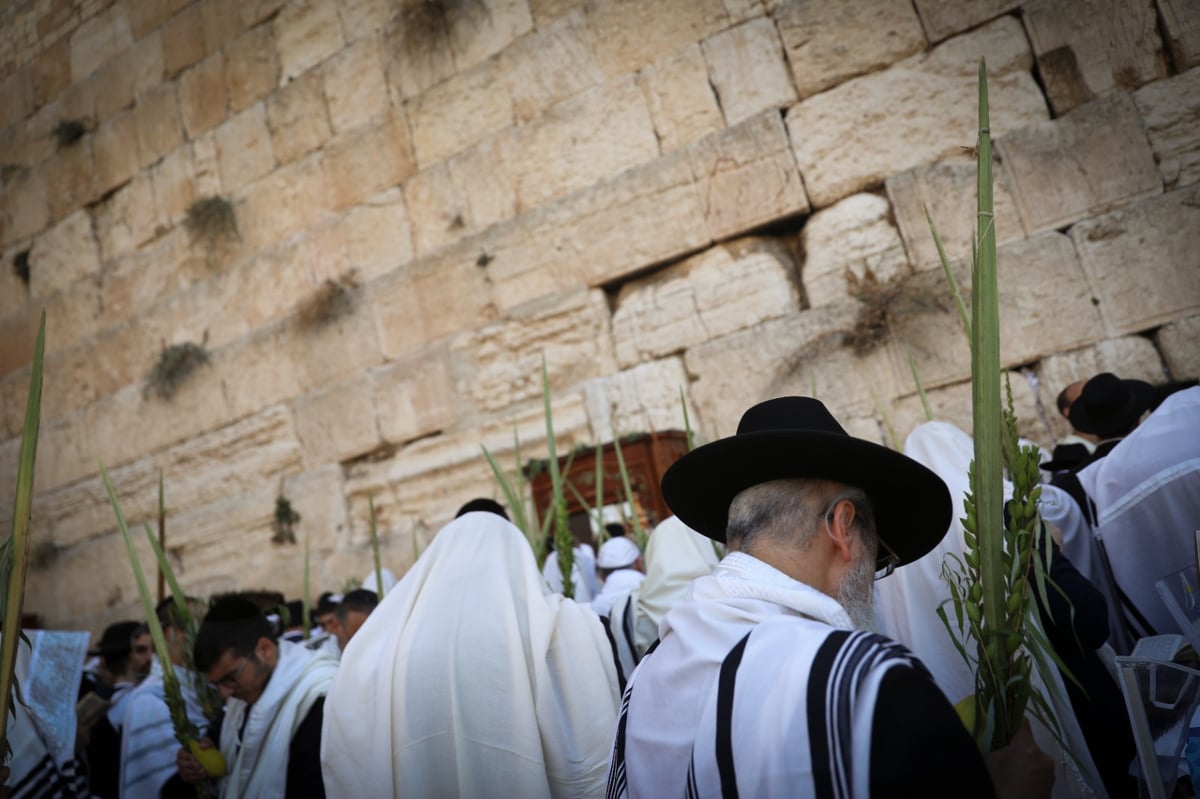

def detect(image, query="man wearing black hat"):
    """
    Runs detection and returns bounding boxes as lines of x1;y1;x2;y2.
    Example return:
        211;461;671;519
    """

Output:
607;397;1053;799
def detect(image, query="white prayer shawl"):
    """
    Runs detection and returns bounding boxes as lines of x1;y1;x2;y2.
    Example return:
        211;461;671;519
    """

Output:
219;639;337;799
1077;386;1200;637
592;569;646;618
615;552;922;798
119;661;210;799
874;421;1105;799
321;512;621;798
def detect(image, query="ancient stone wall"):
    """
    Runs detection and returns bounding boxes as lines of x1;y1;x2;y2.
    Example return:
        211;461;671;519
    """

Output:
0;0;1197;635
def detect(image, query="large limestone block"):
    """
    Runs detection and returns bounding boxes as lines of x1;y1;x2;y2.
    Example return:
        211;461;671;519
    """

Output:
410;56;514;167
583;357;693;443
449;0;534;71
1155;314;1200;379
201;0;245;53
322;38;389;134
69;3;133;82
218;329;303;422
283;466;350;550
776;0;926;99
134;83;184;169
3;166;49;245
224;25;281;113
339;0;391;39
684;303;898;441
1133;67;1200;190
93;174;160;264
293;374;383;466
0;70;32;132
156;482;277;554
215;102;276;195
27;210;101;301
636;43;724;153
686;111;809;241
911;0;1020;43
1069;185;1200;336
92;109;141;196
128;0;176;41
163;5;208;79
1036;335;1166;442
150;145;197;228
502;11;603;123
236;153;329;253
341;187;415;281
322;116;416;210
891;232;1106;393
0;276;104;379
29;454;154;551
888;374;1049;451
178;52;228;139
1022;0;1166;115
611;239;802;367
33;410;92;493
373;345;460;444
45;140;97;222
1158;0;1200;69
584;0;731;78
275;0;346;83
998;91;1161;234
509;76;660;211
404;163;468;257
801;193;909;307
700;17;796;125
192;131;223;196
265;71;332;165
32;38;71;111
886;155;1027;270
448;288;617;415
786;17;1047;208
446;136;518;232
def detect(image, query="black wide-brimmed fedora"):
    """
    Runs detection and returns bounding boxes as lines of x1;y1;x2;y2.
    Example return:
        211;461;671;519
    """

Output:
1039;442;1090;473
661;396;952;567
1068;372;1153;437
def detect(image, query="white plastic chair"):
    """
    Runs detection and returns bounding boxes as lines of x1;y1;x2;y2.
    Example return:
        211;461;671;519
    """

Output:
1115;656;1200;799
1157;564;1200;654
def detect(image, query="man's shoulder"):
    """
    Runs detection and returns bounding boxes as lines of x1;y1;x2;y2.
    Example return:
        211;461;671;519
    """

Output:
744;620;927;680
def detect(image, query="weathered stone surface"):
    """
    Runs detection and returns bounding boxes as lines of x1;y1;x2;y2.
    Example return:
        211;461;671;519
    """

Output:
1069;184;1200;336
998;91;1160;234
293;373;382;466
92;173;160;264
32;38;71;109
911;0;1020;43
776;0;926;100
90;32;163;119
68;2;133;82
448;288;616;415
192;131;223;196
891;232;1106;394
786;17;1047;208
338;0;391;40
373;345;459;444
509;76;659;211
452;0;534;73
322;116;415;211
162;5;207;79
687;111;809;241
265;71;332;165
1022;0;1166;115
240;0;288;27
583;356;693;443
178;52;228;139
611;239;802;367
341;187;415;281
1155;314;1200;380
3;166;49;245
585;0;731;78
149;145;196;227
636;43;724;153
322;38;389;134
503;11;602;123
127;0;182;40
1133;66;1200;190
1158;0;1200;69
27;210;100;300
403;163;466;257
275;0;345;83
282;466;350;552
92;109;140;196
236;153;329;253
700;17;796;125
684;303;898;441
410;56;514;168
33;409;92;492
224;25;280;113
446;136;518;232
1036;335;1166;443
134;83;184;168
44;140;96;221
214;102;276;195
0;69;32;132
888;374;1049;451
201;0;244;53
801;193;910;307
886;155;1027;269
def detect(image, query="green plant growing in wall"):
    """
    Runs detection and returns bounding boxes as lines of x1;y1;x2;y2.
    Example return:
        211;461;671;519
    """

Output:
185;196;238;247
145;342;211;400
394;0;488;61
272;495;301;545
52;118;88;147
297;272;358;328
12;250;30;286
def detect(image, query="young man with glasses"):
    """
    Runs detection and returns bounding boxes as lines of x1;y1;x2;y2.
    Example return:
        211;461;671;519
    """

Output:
176;596;337;798
607;397;1054;799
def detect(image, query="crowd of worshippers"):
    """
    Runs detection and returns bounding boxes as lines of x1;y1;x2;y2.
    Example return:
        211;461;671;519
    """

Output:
9;372;1197;799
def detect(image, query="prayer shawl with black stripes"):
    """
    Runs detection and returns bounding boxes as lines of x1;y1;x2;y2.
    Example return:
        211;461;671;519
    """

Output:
118;660;210;799
608;552;992;799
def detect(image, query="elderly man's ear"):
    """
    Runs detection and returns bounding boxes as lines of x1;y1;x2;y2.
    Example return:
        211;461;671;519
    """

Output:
825;499;859;562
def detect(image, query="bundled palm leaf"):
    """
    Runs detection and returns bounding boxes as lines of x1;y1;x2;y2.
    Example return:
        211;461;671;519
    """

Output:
368;495;385;600
930;61;1065;752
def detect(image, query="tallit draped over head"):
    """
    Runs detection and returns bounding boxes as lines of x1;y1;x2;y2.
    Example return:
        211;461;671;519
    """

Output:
321;511;621;798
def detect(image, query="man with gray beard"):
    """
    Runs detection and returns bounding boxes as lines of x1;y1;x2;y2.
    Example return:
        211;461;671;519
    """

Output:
607;397;1054;799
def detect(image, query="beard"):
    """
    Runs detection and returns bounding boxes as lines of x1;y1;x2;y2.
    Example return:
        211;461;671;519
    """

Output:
836;553;877;631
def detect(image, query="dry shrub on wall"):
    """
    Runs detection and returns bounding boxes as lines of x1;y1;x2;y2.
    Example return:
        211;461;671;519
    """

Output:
52;118;89;147
842;266;946;355
185;196;238;247
145;342;211;400
388;0;488;62
296;272;359;328
12;250;30;286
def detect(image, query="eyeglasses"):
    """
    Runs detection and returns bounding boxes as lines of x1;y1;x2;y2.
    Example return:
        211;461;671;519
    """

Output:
874;536;900;581
132;644;152;655
208;657;251;692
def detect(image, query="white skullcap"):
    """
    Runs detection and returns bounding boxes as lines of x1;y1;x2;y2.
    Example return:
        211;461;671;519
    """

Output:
596;536;640;569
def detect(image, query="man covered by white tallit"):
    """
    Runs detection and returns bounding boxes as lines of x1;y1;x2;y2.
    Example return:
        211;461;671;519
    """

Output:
874;421;1107;799
321;511;622;798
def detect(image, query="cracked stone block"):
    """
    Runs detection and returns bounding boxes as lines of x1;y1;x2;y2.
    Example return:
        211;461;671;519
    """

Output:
1157;0;1200;69
912;0;1021;42
700;16;797;125
1133;66;1200;190
801;193;910;307
636;43;724;153
583;357;693;443
1155;314;1200;379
